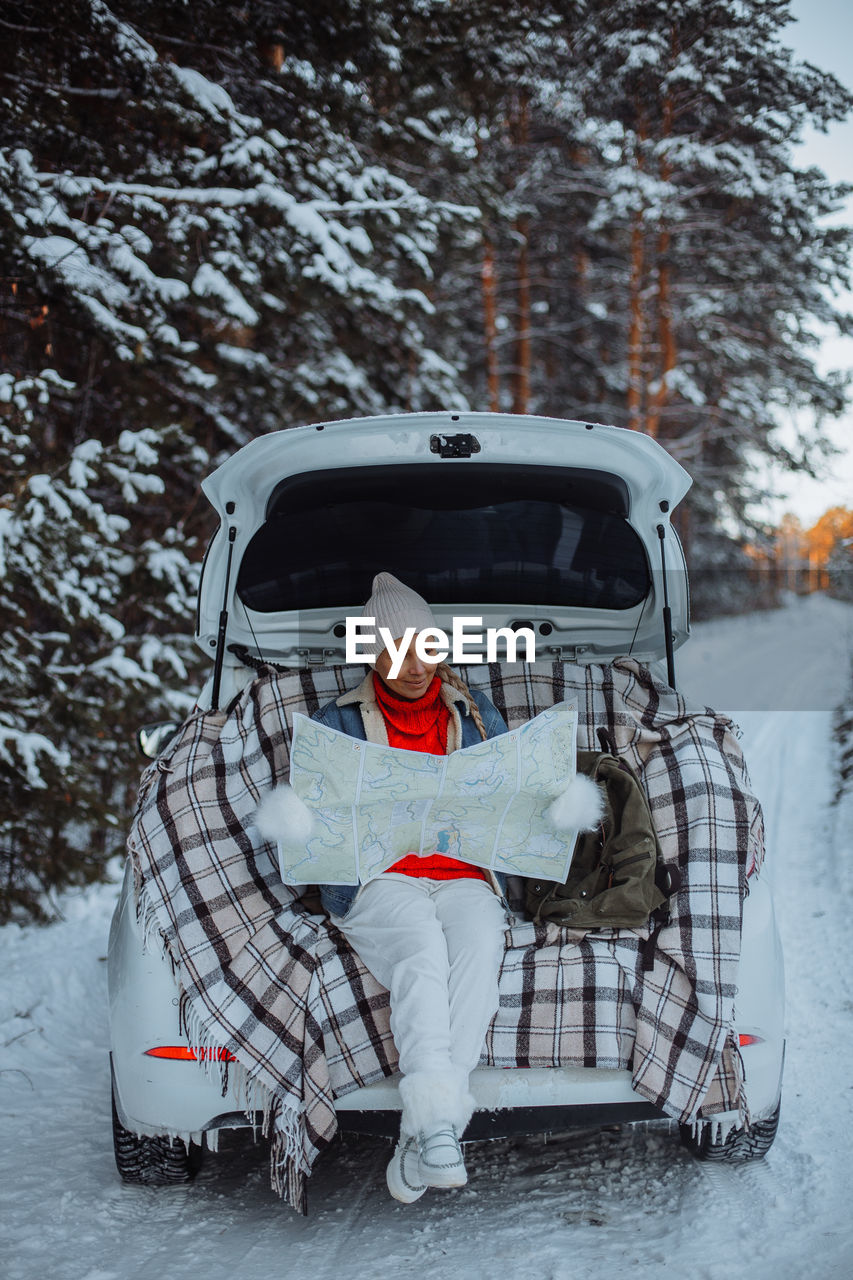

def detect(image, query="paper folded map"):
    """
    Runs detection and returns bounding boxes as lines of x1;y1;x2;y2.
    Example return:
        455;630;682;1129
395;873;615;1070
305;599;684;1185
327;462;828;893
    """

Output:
277;700;584;885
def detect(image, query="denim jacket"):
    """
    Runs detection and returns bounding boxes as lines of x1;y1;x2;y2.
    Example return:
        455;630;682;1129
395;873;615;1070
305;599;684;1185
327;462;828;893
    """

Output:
311;671;509;918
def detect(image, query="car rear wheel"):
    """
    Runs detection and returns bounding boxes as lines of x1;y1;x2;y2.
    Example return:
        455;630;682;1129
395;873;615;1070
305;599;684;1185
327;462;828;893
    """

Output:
112;1088;202;1185
679;1100;780;1163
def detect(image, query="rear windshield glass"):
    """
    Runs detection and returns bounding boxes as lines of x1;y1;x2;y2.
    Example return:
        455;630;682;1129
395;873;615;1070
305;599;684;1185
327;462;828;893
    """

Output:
236;465;650;613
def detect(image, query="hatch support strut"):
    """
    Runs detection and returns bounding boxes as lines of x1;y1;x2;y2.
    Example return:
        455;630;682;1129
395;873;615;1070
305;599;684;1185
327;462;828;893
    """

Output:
211;524;237;712
656;523;677;691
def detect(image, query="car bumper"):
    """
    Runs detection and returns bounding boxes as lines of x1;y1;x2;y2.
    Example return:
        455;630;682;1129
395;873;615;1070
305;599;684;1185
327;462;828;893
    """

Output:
109;862;785;1141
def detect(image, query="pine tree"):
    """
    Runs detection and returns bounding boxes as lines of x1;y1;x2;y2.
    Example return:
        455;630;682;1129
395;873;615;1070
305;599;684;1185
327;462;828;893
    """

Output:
405;2;853;529
0;0;471;917
374;1;591;415
0;366;201;918
566;0;853;533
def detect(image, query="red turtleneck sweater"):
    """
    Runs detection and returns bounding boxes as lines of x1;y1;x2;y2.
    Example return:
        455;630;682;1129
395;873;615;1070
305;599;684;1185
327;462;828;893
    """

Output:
373;672;487;882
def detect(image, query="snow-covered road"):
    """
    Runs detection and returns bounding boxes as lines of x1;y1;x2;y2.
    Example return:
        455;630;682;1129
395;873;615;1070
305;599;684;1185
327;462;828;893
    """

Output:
3;595;853;1280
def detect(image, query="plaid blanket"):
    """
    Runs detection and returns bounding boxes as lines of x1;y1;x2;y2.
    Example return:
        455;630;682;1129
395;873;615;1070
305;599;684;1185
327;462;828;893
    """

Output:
127;657;763;1211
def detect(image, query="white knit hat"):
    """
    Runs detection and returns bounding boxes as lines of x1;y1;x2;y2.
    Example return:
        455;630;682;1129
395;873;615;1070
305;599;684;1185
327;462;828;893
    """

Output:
361;572;439;657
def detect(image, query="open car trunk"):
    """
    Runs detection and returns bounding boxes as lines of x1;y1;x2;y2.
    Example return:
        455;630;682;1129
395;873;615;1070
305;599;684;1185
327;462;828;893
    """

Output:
194;413;692;706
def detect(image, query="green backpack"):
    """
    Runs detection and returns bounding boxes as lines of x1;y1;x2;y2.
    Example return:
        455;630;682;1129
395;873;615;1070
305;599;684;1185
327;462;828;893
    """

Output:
524;730;680;966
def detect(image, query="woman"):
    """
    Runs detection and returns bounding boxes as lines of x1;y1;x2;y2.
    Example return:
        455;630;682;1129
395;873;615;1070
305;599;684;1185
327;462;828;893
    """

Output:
312;572;509;1204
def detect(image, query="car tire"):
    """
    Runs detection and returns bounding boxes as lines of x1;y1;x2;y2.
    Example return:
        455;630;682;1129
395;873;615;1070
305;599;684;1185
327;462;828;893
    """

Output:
679;1099;781;1163
111;1088;202;1185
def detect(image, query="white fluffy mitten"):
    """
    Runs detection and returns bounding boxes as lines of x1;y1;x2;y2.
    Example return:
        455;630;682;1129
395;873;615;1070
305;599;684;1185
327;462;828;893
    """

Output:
255;783;314;845
546;773;604;833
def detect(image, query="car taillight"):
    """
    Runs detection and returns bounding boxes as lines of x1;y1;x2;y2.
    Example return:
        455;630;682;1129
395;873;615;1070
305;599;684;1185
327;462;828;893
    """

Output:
144;1045;236;1062
738;1033;762;1047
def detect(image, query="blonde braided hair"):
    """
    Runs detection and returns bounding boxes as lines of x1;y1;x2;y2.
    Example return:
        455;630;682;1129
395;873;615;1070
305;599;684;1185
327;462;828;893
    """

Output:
436;662;488;742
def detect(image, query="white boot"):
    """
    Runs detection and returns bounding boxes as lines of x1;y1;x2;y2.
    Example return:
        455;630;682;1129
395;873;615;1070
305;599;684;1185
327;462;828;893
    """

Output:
397;1068;475;1137
417;1124;467;1189
386;1133;428;1204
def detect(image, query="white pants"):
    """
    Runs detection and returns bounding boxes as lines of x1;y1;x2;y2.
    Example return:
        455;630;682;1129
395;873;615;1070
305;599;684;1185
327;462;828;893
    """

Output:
332;875;506;1134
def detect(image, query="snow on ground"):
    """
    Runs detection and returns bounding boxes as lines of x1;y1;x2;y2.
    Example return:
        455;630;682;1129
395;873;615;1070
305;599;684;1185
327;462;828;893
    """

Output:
677;591;853;712
2;594;853;1280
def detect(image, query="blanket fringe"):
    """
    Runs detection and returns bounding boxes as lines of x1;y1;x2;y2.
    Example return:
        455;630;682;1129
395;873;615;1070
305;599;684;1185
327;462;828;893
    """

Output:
131;877;184;984
732;1032;751;1130
133;883;307;1210
270;1113;309;1215
138;889;169;961
177;987;308;1210
688;1029;751;1145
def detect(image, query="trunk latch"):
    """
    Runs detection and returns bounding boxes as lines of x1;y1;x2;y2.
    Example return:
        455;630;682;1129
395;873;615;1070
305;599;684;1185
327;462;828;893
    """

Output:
297;648;339;664
430;433;481;459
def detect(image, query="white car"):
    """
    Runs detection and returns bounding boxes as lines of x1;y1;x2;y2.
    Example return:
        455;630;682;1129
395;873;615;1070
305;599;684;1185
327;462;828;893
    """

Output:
108;412;784;1185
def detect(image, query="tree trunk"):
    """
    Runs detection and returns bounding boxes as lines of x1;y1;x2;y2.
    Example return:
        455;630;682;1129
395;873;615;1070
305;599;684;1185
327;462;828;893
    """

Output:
647;92;675;441
626;206;645;431
646;238;675;440
626;110;648;431
511;91;531;415
481;232;500;411
513;213;531;413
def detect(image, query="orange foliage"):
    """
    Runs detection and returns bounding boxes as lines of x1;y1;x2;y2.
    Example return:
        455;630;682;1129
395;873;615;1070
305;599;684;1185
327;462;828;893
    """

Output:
803;507;853;566
754;508;853;594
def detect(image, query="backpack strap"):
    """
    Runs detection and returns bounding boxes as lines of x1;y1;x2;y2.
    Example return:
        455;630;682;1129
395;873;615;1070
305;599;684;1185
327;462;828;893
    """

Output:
641;862;683;970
